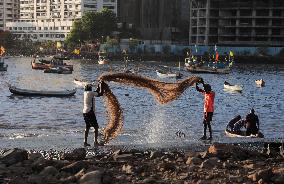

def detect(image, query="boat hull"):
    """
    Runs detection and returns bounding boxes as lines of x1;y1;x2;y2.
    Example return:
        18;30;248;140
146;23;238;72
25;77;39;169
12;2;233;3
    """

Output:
186;66;230;74
224;84;243;92
9;86;76;97
225;129;264;138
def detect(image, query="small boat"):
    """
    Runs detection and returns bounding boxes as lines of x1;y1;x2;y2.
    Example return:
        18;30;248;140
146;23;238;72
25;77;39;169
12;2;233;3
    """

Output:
0;57;8;71
98;56;109;65
9;85;76;97
255;79;265;87
224;81;242;92
74;78;93;87
47;56;73;71
186;66;230;74
43;66;72;74
31;58;51;70
225;129;264;138
98;51;109;65
156;70;178;78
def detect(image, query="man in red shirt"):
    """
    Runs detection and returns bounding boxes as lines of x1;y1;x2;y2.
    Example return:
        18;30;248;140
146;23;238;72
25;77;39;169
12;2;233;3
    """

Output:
196;80;215;140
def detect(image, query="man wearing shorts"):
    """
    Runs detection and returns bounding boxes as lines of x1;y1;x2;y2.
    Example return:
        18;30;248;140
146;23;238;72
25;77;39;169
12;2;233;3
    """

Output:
196;80;215;140
83;82;104;146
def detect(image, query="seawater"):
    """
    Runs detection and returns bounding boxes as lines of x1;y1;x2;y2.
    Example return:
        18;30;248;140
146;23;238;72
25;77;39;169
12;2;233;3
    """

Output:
0;57;283;150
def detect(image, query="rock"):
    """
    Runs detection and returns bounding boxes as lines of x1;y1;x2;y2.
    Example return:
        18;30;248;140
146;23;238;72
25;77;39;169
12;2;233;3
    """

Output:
113;153;133;161
186;157;202;165
61;148;86;161
28;153;43;161
271;172;284;184
31;158;55;172
258;178;264;184
178;172;189;180
208;143;265;160
200;157;220;169
0;148;28;166
39;166;59;177
149;151;162;159
60;161;88;174
122;164;133;174
79;170;102;184
247;168;273;182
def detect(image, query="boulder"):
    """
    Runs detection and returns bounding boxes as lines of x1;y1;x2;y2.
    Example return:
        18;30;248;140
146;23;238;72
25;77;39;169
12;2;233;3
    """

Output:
79;170;102;184
186;157;202;165
61;148;86;161
247;168;273;182
60;161;88;174
0;148;28;166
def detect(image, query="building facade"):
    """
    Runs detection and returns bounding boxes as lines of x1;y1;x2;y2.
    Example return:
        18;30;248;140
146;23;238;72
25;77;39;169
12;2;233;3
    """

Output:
117;0;189;42
0;0;19;30
5;0;117;41
189;0;284;46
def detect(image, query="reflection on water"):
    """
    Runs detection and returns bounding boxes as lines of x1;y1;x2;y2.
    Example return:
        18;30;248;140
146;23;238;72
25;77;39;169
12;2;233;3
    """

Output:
0;57;283;150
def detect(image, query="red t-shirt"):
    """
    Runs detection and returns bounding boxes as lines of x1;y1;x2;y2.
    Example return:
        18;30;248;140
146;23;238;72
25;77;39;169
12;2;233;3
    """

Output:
202;91;215;112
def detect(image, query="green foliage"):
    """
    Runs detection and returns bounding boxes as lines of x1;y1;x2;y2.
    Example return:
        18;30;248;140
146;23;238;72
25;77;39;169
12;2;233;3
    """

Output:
0;30;14;49
66;8;117;47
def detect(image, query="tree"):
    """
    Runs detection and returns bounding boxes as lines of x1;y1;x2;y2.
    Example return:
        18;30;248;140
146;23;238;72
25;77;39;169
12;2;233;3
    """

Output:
0;30;14;49
66;8;117;46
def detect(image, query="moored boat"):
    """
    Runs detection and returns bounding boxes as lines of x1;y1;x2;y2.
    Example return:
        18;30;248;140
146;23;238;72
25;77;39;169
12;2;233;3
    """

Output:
225;129;264;138
74;78;94;87
0;57;8;71
98;51;109;65
9;85;76;97
186;66;230;74
156;70;178;78
224;81;243;92
43;66;72;74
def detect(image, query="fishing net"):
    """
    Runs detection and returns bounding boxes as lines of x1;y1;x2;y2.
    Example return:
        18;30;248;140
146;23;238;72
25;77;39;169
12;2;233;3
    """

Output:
98;73;202;143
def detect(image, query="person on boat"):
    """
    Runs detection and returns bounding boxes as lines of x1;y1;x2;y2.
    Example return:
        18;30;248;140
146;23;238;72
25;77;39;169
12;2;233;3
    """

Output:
196;80;215;140
232;119;246;135
83;81;105;147
226;115;241;131
245;108;260;136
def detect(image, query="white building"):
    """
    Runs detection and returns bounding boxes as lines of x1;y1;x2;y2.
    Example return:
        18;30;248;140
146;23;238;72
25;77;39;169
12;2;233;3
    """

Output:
0;0;19;30
5;0;117;41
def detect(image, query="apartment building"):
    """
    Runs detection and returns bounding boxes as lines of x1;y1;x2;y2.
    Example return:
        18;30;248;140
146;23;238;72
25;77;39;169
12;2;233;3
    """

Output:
0;0;19;30
117;0;189;41
5;0;117;41
189;0;284;46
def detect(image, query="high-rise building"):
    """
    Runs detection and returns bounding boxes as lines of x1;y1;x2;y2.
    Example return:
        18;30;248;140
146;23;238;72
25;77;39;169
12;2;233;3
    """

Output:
117;0;189;41
0;0;20;30
5;0;117;41
189;0;284;46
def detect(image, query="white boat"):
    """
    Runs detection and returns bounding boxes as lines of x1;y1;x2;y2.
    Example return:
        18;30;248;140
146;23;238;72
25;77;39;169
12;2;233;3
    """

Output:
255;79;265;87
73;78;94;87
223;81;243;92
156;70;177;78
225;129;264;138
98;52;109;65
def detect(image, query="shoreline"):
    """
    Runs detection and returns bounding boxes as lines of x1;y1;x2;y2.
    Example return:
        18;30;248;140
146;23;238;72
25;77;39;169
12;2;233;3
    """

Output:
0;142;283;184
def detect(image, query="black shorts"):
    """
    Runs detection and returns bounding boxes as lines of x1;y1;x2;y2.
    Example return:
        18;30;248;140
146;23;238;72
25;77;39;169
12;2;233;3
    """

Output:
203;112;213;123
83;111;98;128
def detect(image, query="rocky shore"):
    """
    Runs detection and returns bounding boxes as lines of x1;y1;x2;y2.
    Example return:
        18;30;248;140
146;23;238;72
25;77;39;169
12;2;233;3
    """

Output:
0;142;283;184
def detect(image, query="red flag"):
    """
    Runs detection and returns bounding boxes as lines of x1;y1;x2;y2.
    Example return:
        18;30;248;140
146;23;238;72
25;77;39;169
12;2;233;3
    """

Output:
215;51;219;62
